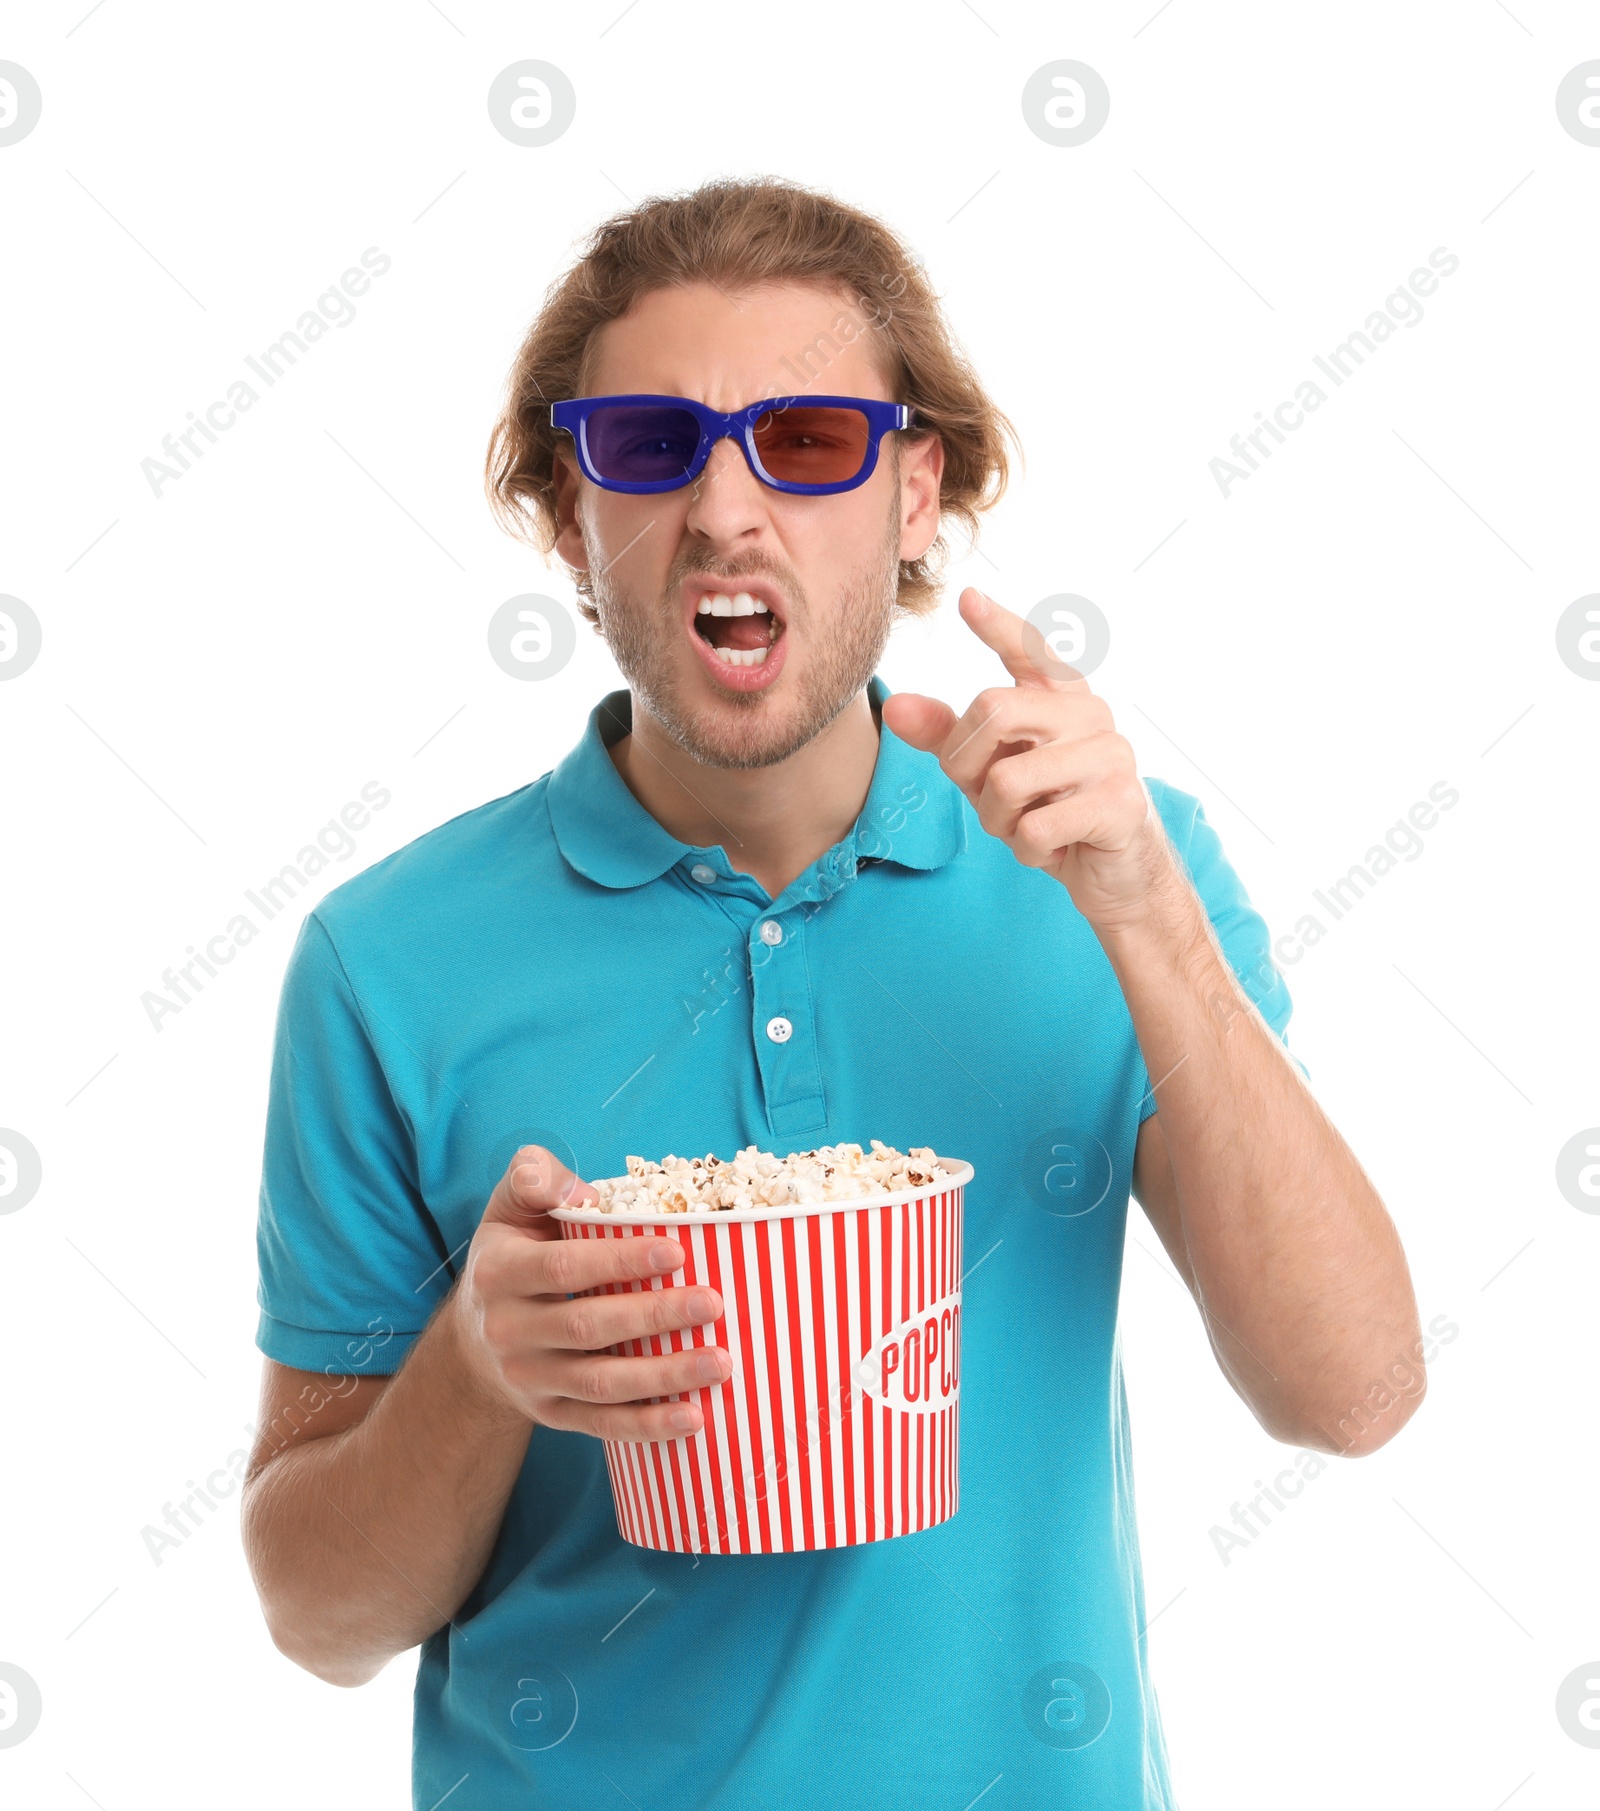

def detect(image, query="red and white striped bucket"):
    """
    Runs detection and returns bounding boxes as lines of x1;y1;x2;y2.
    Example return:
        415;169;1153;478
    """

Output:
549;1159;973;1554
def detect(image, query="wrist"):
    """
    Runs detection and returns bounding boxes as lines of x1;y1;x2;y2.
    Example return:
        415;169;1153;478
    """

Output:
1084;825;1204;955
437;1282;530;1432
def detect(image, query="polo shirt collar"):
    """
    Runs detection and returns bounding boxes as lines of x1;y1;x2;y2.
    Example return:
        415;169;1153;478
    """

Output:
546;673;966;890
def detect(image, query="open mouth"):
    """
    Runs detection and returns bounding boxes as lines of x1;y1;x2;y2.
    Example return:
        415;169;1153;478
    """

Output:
691;590;786;668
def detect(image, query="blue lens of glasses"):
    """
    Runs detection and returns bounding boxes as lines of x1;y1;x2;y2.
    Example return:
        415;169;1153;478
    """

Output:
584;404;703;484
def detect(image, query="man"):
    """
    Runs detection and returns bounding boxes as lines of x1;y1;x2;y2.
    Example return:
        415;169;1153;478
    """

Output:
242;177;1423;1809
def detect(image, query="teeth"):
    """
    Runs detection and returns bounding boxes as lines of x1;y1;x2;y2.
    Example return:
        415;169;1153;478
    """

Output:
711;644;770;667
697;592;771;616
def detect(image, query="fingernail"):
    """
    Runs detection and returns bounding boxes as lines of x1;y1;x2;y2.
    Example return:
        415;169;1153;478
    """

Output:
649;1242;682;1271
669;1406;697;1431
695;1350;727;1381
686;1289;718;1322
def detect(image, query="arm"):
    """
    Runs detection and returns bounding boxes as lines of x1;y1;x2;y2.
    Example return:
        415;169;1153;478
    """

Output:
883;588;1425;1458
242;1146;729;1687
241;1302;534;1688
1113;887;1423;1456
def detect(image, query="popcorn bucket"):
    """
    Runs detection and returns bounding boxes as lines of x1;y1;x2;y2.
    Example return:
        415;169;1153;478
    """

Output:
549;1158;974;1555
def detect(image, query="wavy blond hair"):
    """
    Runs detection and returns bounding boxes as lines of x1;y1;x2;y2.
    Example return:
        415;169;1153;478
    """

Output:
484;175;1018;623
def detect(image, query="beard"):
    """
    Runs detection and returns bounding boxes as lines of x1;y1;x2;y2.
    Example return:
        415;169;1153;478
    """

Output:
587;473;903;771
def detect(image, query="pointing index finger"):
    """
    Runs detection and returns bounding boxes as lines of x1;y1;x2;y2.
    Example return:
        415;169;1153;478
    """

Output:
958;587;1090;691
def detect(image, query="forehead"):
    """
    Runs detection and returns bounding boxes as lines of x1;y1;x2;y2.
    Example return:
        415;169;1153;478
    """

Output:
581;280;895;406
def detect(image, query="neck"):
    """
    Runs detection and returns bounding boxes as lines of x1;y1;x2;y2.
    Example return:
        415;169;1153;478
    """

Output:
607;688;883;901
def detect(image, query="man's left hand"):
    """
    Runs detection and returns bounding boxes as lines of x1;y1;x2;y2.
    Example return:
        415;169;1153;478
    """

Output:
880;588;1179;935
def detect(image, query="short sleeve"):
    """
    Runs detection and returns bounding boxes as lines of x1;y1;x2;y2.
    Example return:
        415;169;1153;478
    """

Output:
1136;779;1309;1123
255;910;451;1375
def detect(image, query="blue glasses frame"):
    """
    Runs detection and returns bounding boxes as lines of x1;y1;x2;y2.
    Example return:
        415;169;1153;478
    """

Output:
549;393;916;496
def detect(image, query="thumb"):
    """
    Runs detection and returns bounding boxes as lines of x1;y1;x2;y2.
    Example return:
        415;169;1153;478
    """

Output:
881;691;958;755
483;1143;597;1240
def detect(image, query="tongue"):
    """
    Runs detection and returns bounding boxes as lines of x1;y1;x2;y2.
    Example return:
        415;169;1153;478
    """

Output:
705;614;774;651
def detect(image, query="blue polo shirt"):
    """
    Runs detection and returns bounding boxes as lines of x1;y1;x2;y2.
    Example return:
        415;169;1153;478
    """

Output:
256;672;1297;1810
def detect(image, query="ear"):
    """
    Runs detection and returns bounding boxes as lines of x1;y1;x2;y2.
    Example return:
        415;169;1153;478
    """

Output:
551;447;590;575
896;431;945;564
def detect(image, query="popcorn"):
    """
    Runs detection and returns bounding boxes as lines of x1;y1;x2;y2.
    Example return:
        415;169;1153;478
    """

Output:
585;1139;951;1214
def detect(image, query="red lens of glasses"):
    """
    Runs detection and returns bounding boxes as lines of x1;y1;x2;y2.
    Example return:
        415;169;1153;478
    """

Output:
750;406;872;486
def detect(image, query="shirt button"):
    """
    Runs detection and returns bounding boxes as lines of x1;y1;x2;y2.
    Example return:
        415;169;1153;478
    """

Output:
765;1016;793;1044
759;919;784;946
689;863;717;884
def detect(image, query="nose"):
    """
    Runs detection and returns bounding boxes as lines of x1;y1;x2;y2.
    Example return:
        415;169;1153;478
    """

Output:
683;433;771;546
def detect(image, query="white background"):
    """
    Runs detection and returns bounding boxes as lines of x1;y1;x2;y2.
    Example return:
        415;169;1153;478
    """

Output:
2;2;1597;1806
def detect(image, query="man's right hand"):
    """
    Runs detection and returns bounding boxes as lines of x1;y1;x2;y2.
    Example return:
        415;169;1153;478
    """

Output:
451;1144;731;1441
